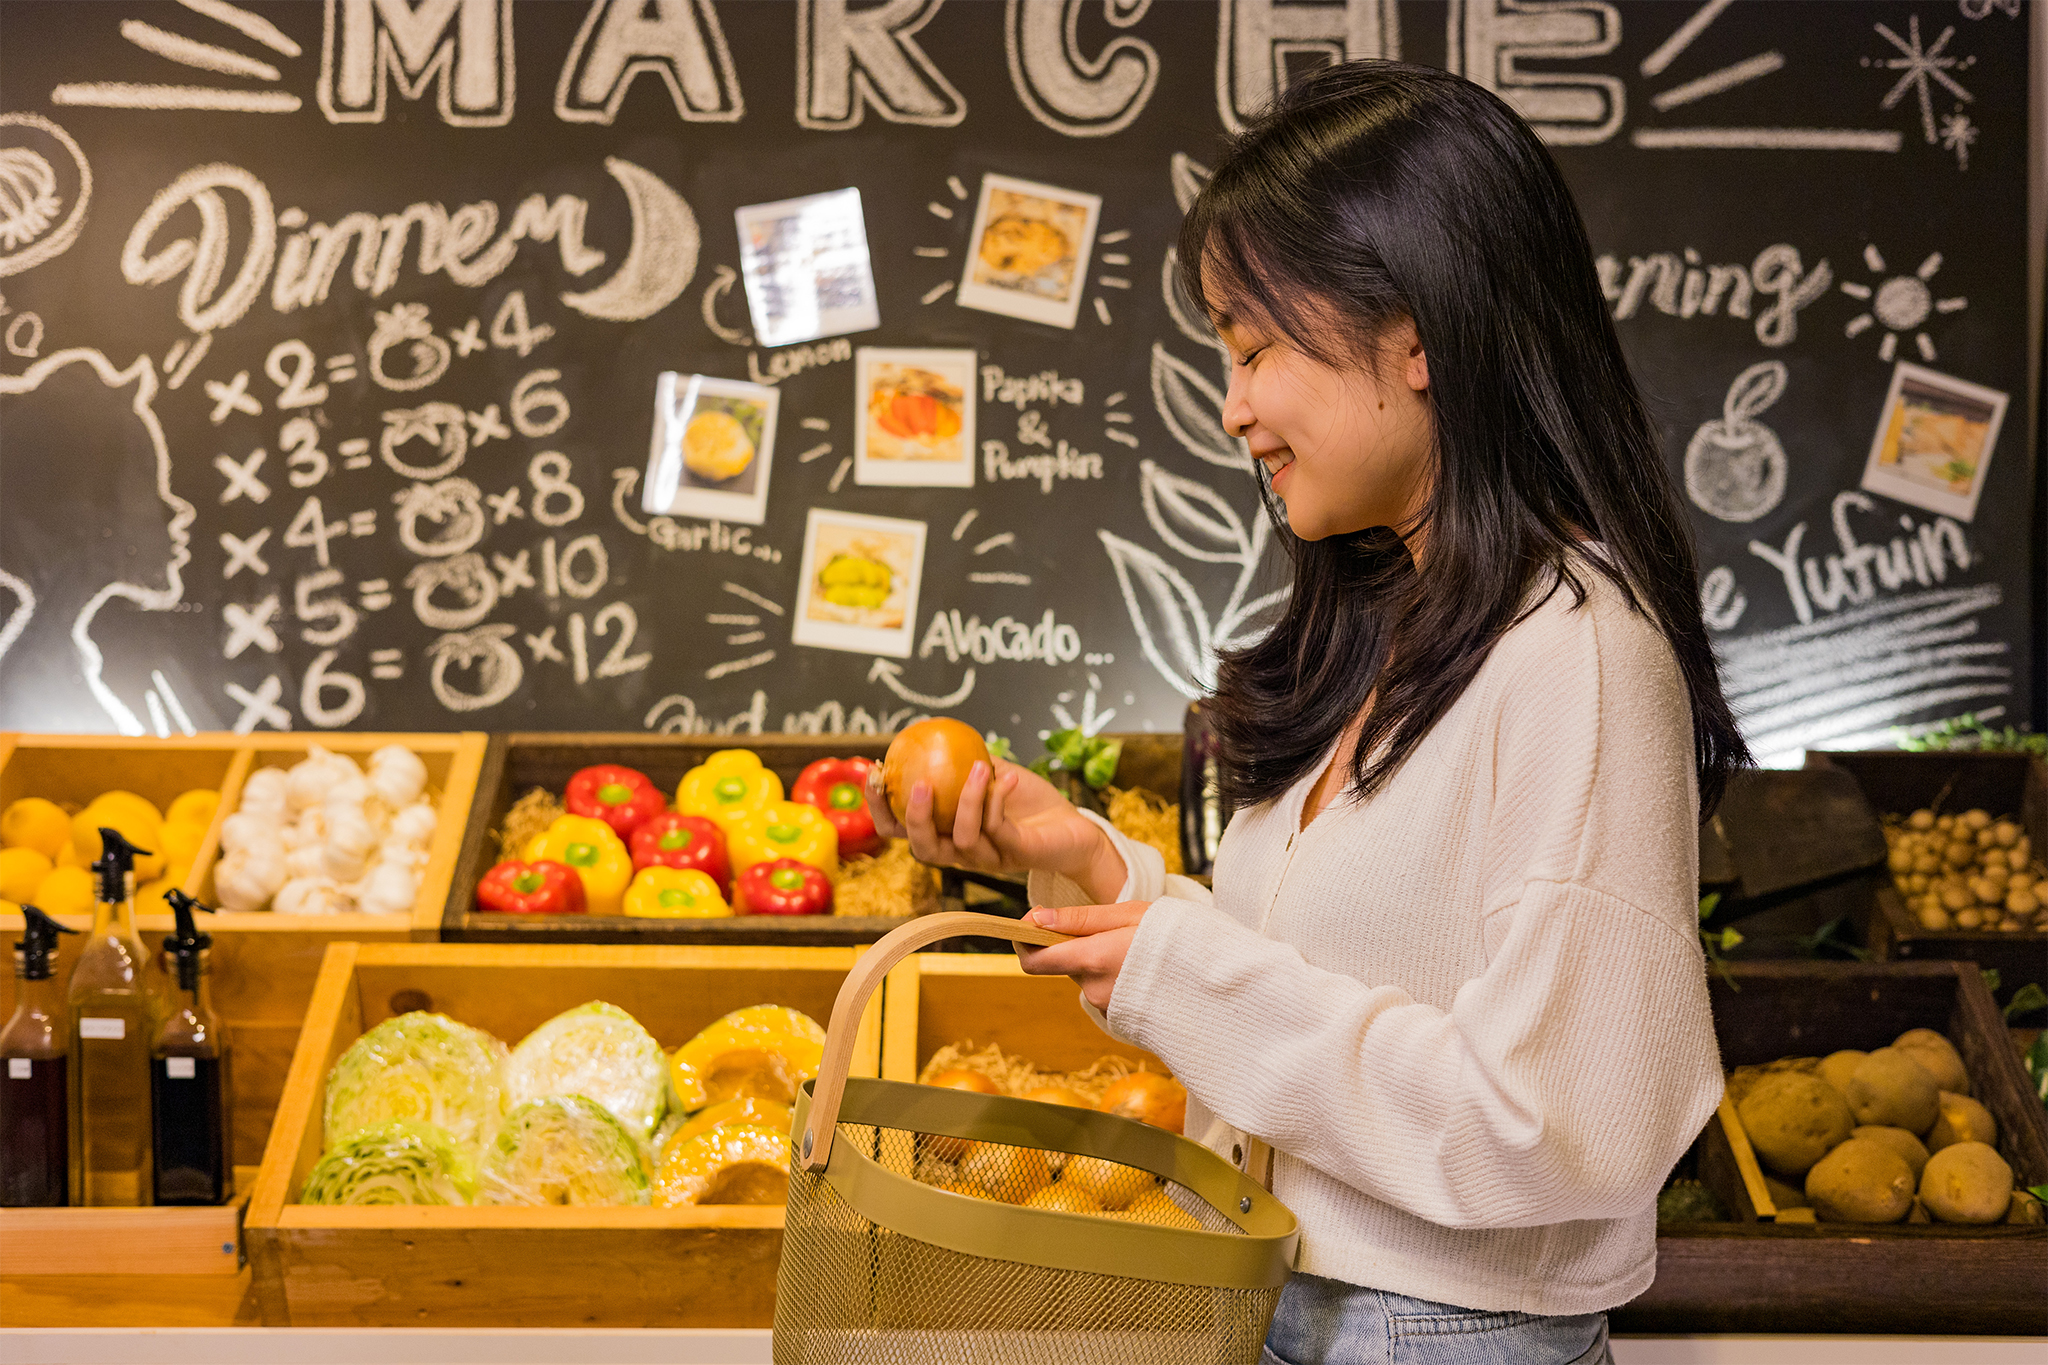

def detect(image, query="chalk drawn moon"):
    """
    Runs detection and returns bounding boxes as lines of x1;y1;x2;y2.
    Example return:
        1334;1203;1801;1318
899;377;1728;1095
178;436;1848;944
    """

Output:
561;157;697;322
0;113;91;277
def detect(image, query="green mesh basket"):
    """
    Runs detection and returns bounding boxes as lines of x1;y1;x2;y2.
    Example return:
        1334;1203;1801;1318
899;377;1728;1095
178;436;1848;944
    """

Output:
774;912;1298;1364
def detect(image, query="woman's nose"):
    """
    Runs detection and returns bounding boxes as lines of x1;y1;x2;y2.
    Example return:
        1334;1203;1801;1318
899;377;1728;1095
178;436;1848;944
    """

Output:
1220;368;1253;439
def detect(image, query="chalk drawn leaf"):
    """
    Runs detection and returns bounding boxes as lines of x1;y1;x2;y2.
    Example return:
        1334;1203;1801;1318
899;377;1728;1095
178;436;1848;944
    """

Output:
1151;342;1245;470
1217;587;1289;650
1141;459;1249;564
1100;530;1215;699
1170;152;1211;215
1162;246;1227;358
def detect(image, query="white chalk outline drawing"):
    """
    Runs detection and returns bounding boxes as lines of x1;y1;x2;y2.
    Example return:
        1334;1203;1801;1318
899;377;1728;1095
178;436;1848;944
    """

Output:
1858;360;2008;525
791;507;928;660
1629;0;1903;152
53;1;303;114
1219;0;1397;135
226;673;292;732
853;347;976;489
1684;361;1789;524
555;0;744;125
869;656;975;708
1005;0;1159;138
1445;0;1620;146
1719;582;2009;767
700;264;753;346
0;114;92;277
956;172;1102;330
0;349;195;735
1864;13;1975;146
428;623;524;711
795;0;965;131
1958;0;2021;18
1938;108;1977;170
122;163;277;339
1839;245;1967;364
642;372;779;526
1100;154;1286;700
561;158;699;322
1050;674;1116;738
318;0;515;127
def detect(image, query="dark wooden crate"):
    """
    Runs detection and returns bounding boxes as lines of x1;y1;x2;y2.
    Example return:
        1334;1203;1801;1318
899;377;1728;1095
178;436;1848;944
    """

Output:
442;732;1182;946
1700;767;1889;958
1808;751;2048;1006
1614;960;2048;1335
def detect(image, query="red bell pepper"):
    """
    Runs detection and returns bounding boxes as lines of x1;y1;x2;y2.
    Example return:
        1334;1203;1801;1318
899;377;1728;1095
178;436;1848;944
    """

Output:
565;764;667;840
477;859;586;914
629;811;732;891
791;756;881;859
738;858;833;916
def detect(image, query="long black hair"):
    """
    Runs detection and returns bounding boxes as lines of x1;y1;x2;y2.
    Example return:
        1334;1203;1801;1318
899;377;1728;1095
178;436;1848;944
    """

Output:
1184;61;1749;814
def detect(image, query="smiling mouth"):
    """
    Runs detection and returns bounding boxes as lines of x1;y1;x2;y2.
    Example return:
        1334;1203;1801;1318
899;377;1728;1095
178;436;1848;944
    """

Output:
1260;451;1295;488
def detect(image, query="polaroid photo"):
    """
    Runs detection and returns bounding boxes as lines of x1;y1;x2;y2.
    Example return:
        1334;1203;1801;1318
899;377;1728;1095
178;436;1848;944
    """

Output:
735;187;882;349
853;348;977;489
956;173;1102;329
642;372;780;526
1859;361;2009;523
790;507;928;659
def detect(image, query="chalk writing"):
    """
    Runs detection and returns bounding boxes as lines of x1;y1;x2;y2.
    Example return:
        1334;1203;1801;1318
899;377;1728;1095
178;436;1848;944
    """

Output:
1747;490;1976;626
919;608;1080;666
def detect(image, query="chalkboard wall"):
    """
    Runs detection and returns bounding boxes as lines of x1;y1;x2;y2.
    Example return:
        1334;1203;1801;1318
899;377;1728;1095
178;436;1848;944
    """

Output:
0;1;2034;762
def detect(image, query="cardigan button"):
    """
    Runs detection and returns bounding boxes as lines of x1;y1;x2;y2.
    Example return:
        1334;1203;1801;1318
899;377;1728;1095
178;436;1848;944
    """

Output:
1232;1144;1244;1165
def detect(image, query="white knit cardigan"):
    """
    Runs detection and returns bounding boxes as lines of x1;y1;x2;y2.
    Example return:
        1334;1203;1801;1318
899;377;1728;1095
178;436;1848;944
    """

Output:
1030;568;1724;1316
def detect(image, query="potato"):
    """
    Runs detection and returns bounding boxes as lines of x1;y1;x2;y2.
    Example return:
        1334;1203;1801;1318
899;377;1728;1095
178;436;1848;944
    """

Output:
1844;1048;1940;1135
1990;819;2020;847
1956;908;1985;929
1891;1028;1970;1096
1850;1125;1929;1180
1962;809;1991;831
1908;809;1935;830
1919;1142;2013;1224
1738;1072;1856;1177
1805;1138;1915;1223
1925;1092;1997;1151
1817;1050;1865;1099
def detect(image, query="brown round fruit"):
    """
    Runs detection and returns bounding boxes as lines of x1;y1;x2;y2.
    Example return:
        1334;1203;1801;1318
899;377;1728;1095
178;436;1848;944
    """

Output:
1097;1073;1187;1135
1022;1183;1103;1214
883;718;991;832
1020;1085;1092;1109
922;1067;1001;1162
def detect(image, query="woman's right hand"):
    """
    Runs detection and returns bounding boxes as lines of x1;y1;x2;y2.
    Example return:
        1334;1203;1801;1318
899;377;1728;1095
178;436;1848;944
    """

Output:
865;759;1128;902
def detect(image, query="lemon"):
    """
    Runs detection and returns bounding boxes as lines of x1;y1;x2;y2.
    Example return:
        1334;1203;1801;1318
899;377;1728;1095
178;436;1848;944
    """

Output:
682;409;756;481
1;797;72;859
0;847;52;902
165;789;220;829
71;792;165;879
33;866;96;917
158;820;209;870
55;840;88;870
136;873;186;915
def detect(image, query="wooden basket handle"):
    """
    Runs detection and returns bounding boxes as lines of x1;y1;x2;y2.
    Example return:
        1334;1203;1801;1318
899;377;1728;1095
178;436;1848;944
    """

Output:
799;910;1068;1172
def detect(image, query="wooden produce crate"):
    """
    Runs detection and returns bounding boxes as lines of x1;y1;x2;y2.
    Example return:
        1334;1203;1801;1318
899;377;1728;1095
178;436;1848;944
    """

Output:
1615;961;2048;1335
244;941;881;1327
879;949;1165;1086
1808;750;2048;1007
442;732;1183;947
1;732;485;1169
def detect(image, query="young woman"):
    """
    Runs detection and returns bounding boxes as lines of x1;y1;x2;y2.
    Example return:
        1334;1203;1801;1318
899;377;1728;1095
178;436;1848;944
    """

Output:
867;60;1747;1364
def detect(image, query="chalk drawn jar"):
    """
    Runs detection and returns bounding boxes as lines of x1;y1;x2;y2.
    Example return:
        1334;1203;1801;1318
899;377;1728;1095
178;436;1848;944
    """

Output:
1684;361;1789;524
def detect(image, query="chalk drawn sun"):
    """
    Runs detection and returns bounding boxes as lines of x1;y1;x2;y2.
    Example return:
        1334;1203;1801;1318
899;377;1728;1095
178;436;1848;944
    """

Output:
1839;244;1966;363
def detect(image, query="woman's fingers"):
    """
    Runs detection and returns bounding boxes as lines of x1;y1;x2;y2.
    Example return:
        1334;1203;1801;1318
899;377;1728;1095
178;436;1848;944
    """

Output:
1024;901;1148;936
983;765;1013;836
901;779;952;864
865;767;907;840
950;760;991;848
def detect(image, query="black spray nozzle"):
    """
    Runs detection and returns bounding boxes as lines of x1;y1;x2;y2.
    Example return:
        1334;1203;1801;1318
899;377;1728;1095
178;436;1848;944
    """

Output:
163;889;215;955
15;904;79;980
92;826;153;903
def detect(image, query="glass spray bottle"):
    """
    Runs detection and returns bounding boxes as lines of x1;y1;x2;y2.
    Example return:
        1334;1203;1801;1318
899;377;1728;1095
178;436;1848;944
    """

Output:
151;890;231;1205
68;828;163;1206
2;905;79;1206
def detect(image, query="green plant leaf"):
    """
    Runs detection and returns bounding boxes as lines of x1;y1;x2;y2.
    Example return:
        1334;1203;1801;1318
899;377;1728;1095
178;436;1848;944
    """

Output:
1982;967;2003;995
2002;982;2047;1022
1698;892;1721;922
1082;738;1122;788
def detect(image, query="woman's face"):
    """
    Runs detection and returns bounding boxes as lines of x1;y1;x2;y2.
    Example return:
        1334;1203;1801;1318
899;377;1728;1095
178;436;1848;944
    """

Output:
1209;282;1434;543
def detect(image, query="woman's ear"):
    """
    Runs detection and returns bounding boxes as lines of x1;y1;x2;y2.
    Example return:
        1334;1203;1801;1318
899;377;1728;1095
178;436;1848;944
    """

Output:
1401;321;1429;393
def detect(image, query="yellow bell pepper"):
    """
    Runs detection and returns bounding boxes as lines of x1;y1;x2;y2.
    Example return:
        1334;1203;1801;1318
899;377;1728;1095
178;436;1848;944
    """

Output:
623;867;732;919
676;750;783;830
727;801;839;879
523;814;633;916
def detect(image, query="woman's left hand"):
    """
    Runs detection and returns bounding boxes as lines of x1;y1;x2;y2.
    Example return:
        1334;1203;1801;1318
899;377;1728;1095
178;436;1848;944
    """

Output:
1015;901;1150;1011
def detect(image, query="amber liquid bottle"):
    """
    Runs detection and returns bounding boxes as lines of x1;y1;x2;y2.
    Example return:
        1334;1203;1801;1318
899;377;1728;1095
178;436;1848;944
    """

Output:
151;891;231;1205
2;907;78;1206
68;830;162;1206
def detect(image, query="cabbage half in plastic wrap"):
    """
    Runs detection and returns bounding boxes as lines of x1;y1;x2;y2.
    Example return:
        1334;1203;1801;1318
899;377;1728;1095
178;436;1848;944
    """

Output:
478;1096;653;1206
323;1011;508;1150
300;1119;478;1205
505;1001;667;1138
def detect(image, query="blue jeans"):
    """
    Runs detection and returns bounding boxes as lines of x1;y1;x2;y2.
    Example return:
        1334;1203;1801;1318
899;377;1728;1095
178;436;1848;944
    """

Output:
1260;1272;1613;1365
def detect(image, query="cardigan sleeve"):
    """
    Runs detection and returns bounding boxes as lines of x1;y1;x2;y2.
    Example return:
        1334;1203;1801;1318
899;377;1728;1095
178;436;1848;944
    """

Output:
1024;810;1214;911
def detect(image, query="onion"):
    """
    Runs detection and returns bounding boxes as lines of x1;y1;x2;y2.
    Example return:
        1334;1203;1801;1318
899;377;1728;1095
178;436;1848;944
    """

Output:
882;719;991;831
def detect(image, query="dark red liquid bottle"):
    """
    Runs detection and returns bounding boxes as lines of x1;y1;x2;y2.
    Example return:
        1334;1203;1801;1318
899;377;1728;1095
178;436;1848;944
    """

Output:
2;905;77;1206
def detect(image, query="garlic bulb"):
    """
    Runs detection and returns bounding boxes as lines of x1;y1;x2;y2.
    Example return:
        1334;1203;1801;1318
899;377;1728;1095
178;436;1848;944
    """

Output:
238;767;290;822
274;875;349;916
355;861;419;916
322;772;371;814
368;745;429;807
287;746;358;811
321;806;377;881
220;810;281;854
388;800;438;849
214;843;289;912
375;834;429;872
286;841;329;880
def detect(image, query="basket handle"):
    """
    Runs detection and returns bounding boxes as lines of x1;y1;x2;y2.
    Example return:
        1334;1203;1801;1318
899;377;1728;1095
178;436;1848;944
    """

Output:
800;910;1068;1172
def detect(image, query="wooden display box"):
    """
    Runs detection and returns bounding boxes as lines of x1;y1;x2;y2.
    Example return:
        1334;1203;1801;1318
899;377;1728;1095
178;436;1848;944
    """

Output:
1615;961;2048;1335
1808;750;2048;1005
879;949;1165;1084
244;941;881;1327
0;732;486;1169
442;732;1183;947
